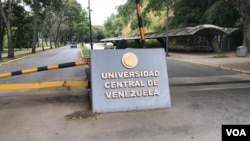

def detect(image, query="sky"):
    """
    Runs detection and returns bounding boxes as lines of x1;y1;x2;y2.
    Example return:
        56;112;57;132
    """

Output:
77;0;126;26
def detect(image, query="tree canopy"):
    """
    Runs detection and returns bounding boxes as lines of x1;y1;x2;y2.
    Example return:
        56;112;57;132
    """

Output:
104;0;242;35
0;0;93;58
103;0;249;51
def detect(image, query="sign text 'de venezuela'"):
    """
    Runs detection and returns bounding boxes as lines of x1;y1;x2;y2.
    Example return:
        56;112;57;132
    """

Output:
90;49;171;113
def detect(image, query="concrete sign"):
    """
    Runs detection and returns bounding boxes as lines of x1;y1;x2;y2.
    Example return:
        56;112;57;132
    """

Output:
90;49;171;113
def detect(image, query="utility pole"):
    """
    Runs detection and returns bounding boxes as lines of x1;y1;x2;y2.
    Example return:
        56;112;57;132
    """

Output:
165;0;169;56
88;0;93;50
135;0;146;48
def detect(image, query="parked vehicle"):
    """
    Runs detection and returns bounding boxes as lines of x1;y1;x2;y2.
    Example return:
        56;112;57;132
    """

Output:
70;42;77;48
104;42;114;49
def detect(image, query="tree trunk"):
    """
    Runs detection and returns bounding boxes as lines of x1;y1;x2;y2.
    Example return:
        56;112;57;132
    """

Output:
48;25;52;49
0;24;3;51
55;22;62;48
48;25;53;49
243;20;250;53
41;32;44;51
7;26;14;58
6;1;14;58
0;21;3;60
31;0;38;53
0;0;14;58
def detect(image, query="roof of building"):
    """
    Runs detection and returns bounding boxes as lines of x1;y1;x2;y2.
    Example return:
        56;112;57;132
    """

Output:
100;24;239;42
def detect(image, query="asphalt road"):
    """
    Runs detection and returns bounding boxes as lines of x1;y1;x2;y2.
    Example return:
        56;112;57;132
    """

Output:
167;59;235;78
0;46;86;84
0;47;250;141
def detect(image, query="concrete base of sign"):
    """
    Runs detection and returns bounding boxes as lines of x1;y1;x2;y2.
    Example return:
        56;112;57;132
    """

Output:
90;49;171;113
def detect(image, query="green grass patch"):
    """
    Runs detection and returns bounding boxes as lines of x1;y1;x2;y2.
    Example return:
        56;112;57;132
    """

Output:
80;45;90;56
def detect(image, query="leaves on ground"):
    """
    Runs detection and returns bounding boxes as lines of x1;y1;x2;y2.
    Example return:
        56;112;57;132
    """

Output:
65;111;99;121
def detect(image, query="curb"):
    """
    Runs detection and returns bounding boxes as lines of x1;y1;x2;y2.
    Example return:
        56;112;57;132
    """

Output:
168;57;250;75
79;46;84;58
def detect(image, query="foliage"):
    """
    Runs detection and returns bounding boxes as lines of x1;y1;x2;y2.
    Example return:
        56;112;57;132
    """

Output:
92;25;104;41
103;0;242;37
170;0;241;29
103;14;124;37
225;0;250;51
203;1;240;27
0;0;96;58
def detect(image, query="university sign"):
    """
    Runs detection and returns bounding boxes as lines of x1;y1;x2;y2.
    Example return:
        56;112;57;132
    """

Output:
90;49;171;113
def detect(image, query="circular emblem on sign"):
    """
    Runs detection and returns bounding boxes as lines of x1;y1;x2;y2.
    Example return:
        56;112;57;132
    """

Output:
122;52;138;69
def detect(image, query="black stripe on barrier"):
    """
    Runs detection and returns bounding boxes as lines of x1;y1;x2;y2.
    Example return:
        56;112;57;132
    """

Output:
37;66;48;71
0;61;87;79
58;62;76;68
11;70;22;76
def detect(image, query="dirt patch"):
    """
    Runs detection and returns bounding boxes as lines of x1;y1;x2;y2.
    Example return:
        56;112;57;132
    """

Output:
0;100;12;108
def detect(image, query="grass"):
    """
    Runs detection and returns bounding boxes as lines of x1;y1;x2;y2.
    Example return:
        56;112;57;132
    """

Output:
80;45;90;56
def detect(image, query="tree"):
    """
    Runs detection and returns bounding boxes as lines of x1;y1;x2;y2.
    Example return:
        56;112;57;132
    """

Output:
11;3;32;50
203;1;240;27
103;0;174;36
74;9;88;44
44;5;58;49
91;25;104;41
225;0;250;52
0;0;14;58
171;0;216;28
103;14;120;37
0;17;2;60
54;0;82;47
31;0;38;53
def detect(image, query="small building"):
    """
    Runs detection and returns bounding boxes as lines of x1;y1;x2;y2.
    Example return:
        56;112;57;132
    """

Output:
101;24;241;52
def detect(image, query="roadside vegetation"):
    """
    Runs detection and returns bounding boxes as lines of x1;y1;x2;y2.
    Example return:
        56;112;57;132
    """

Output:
0;0;103;59
80;45;90;57
103;0;249;53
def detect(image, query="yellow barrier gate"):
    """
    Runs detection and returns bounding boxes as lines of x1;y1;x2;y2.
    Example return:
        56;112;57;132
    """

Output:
0;60;89;78
0;81;88;90
0;60;90;90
